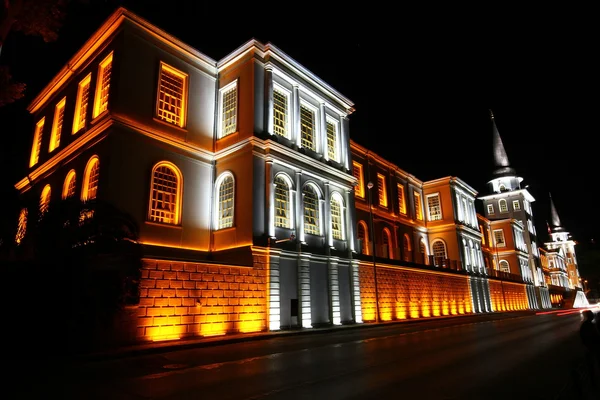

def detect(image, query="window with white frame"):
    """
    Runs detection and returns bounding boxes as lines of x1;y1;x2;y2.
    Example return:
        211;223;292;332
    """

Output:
493;229;506;247
149;162;182;225
353;161;364;198
73;73;91;134
487;204;494;214
456;193;463;221
398;183;406;214
499;199;508;213
217;173;235;229
93;52;113;118
219;80;238;137
300;104;316;151
156;62;188;128
427;193;442;221
273;85;290;138
470;240;478;269
377;173;387;207
326;119;339;162
303;185;320;235
49;97;66;152
274;175;291;229
499;260;510;273
330;195;343;240
462;198;468;224
30;118;45;167
414;192;423;221
512;200;520;210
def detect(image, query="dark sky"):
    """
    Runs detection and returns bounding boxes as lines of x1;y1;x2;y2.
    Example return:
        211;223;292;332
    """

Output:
1;1;598;245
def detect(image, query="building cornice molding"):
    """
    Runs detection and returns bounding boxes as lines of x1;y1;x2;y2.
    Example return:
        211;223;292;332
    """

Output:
478;188;535;202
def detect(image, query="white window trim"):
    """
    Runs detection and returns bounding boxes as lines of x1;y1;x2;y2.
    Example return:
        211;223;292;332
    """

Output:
426;192;442;221
330;192;345;241
325;116;340;163
217;79;238;139
273;173;295;230
512;200;520;210
298;99;320;152
493;229;506;248
214;171;235;230
499;199;508;213
487;204;494;214
272;82;292;139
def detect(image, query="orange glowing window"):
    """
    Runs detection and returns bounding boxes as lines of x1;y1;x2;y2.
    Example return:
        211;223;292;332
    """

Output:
30;118;45;167
148;162;182;225
357;221;368;255
156;62;188;128
62;170;77;199
300;104;316;151
219;80;237;137
326;119;338;162
40;184;51;216
274;175;291;229
15;208;27;245
377;173;387;207
352;161;364;198
331;195;343;240
93;52;113;118
73;73;91;133
82;156;99;201
217;173;235;229
49;97;66;152
303;184;320;236
432;240;447;265
414;192;423;221
397;183;406;214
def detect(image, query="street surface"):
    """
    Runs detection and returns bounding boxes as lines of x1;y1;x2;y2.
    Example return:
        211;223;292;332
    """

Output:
4;310;600;399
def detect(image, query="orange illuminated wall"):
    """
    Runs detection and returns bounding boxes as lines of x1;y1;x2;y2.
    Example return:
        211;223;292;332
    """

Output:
359;263;473;322
488;280;530;311
138;259;267;341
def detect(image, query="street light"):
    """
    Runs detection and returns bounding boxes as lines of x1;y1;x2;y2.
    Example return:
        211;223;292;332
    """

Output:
367;181;380;323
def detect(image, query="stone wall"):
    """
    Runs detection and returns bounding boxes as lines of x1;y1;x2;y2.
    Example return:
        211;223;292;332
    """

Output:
137;258;267;341
488;280;530;311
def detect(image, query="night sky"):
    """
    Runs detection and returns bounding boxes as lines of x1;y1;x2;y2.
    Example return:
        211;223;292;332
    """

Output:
1;1;598;247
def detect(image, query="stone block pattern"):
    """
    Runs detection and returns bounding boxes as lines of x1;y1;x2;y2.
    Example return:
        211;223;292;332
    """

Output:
359;263;474;322
488;280;530;311
138;258;267;341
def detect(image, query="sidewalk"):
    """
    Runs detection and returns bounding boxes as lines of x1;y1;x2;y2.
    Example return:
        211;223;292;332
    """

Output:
74;310;540;363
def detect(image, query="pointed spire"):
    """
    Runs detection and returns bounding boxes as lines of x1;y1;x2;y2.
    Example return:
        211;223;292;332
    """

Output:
490;110;517;178
548;192;564;232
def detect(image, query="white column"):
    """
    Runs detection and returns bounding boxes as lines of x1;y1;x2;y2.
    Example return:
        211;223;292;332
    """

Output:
341;116;349;170
266;160;275;238
345;189;354;253
329;259;341;325
296;171;303;241
265;66;274;135
325;182;332;247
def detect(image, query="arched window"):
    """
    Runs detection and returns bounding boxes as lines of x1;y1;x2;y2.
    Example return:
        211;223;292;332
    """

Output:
403;234;412;262
419;238;427;264
499;184;506;191
215;172;235;229
40;185;51;216
357;221;368;255
432;240;447;266
499;199;508;213
149;162;183;225
274;175;291;229
303;184;320;236
62;170;76;199
499;260;510;273
15;208;27;245
81;156;99;201
382;228;392;258
330;192;344;240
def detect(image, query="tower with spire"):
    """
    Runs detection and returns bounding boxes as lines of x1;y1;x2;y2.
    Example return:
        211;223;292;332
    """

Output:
477;110;550;309
545;193;582;290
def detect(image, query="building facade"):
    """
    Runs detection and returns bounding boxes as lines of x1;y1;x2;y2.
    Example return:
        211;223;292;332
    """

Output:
11;7;586;345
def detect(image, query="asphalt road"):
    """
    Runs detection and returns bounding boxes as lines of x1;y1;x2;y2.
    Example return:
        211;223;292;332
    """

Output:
6;310;600;399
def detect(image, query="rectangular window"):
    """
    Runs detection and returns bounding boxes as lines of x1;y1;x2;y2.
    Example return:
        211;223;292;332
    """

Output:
30;118;45;167
219;80;237;137
512;200;520;210
326;119;338;162
49;97;66;152
300;104;316;151
493;229;506;247
499;200;508;213
353;161;364;198
156;62;188;128
73;73;91;134
427;193;442;221
377;173;387;207
487;204;494;214
397;183;406;214
414;192;423;221
273;86;289;138
93;52;113;118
